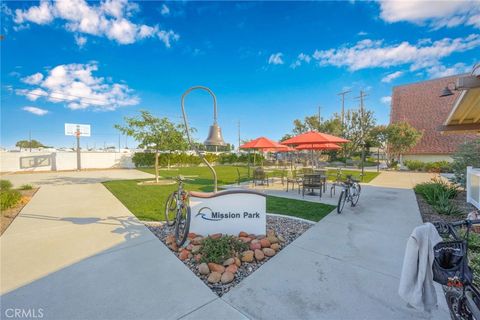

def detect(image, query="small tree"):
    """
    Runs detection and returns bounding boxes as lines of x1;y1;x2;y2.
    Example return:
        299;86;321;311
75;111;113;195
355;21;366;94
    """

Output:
115;111;188;182
451;139;480;187
385;121;422;166
16;139;45;150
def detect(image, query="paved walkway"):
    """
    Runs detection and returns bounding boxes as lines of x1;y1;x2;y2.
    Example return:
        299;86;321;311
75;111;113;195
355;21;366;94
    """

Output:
1;170;449;319
368;171;439;189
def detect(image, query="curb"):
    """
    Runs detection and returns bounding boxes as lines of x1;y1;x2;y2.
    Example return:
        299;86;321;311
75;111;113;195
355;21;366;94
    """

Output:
266;212;316;224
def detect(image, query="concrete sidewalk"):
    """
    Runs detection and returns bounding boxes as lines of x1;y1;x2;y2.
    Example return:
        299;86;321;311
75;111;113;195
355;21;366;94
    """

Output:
0;171;246;319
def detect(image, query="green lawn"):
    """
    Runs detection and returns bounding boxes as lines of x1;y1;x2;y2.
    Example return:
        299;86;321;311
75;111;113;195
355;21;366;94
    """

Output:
267;195;335;222
103;165;337;222
328;169;380;183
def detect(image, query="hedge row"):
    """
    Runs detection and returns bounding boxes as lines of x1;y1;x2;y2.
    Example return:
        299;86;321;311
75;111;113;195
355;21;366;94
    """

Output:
404;160;453;173
132;152;264;167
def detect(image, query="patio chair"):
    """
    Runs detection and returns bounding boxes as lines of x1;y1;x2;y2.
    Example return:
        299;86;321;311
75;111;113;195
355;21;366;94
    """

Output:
302;175;323;199
253;167;269;187
236;167;248;185
286;170;302;194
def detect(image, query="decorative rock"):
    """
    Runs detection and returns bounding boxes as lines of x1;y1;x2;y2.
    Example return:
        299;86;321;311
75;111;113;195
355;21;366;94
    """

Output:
256;235;266;240
239;237;252;243
271;243;281;251
165;234;175;245
207;272;222;284
254;249;265;261
179;249;190;261
209;233;222;240
168;242;178;252
194;254;202;262
267;229;275;237
191;245;202;254
235;257;241;267
198;263;210;275
188;232;197;239
249;242;261;250
223;258;235;266
192;236;204;245
263;248;275;257
260;238;271;248
267;235;279;244
221;271;235;284
186;244;194;251
239;231;249;237
277;235;286;243
248;234;256;239
208;263;225;273
226;264;238;274
241;250;254;263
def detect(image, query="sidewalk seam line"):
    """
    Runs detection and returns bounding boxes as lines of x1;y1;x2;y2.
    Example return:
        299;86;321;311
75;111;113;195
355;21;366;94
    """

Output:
176;298;219;319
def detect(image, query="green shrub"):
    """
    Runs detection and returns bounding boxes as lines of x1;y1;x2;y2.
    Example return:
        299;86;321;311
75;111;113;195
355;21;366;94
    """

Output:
414;178;461;216
451;139;480;187
0;190;21;210
19;184;33;190
431;192;463;216
0;180;13;191
404;160;425;171
200;235;248;264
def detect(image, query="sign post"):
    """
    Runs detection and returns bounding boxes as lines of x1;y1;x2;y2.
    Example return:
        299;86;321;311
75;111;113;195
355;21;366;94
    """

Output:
65;123;91;171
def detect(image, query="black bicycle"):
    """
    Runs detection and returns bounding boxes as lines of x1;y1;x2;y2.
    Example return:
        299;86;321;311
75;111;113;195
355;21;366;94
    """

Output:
165;176;191;246
433;219;480;320
337;175;361;214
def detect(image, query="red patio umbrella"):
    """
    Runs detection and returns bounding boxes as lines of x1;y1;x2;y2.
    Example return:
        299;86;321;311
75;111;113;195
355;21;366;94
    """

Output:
240;137;286;166
281;131;349;145
295;143;341;151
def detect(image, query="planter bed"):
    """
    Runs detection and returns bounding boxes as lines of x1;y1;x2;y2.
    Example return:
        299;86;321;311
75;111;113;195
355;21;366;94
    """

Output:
145;215;312;296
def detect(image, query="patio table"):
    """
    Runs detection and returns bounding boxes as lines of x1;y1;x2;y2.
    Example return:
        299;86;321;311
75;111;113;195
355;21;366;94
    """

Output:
302;173;326;196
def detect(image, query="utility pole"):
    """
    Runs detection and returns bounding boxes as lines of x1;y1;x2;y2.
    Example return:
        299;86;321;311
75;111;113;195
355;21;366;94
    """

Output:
125;135;128;149
355;90;368;181
76;125;81;171
337;90;351;134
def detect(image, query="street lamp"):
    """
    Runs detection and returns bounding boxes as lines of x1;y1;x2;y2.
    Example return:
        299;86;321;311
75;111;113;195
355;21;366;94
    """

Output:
181;86;226;192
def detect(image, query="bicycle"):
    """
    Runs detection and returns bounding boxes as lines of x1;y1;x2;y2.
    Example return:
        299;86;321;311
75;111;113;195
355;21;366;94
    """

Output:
165;176;192;247
433;219;480;320
336;174;361;214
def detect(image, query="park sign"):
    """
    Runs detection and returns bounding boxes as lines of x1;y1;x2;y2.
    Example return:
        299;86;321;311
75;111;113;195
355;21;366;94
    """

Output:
189;190;266;236
65;123;91;137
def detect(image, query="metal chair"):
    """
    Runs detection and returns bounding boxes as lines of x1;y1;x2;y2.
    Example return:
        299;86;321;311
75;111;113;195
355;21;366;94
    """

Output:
302;174;323;199
253;167;269;186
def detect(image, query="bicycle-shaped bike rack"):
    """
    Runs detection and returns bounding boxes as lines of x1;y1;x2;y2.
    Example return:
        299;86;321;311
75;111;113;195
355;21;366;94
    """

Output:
165;86;266;246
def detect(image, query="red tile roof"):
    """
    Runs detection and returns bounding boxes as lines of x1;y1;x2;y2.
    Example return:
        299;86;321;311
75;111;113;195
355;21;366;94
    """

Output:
390;75;477;155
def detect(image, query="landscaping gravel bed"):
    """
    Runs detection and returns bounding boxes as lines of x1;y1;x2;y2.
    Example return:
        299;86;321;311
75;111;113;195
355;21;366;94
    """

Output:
416;190;477;223
145;215;313;296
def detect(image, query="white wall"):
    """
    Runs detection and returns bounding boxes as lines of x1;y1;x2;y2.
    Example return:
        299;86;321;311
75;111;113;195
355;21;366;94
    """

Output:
0;151;135;173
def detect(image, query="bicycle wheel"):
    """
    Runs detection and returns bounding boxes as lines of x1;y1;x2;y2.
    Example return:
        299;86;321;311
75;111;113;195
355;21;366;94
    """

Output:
164;192;178;226
175;204;191;247
446;289;474;320
337;190;347;214
350;183;361;207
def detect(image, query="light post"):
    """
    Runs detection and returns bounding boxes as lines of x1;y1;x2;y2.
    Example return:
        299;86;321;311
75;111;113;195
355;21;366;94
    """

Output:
181;86;226;192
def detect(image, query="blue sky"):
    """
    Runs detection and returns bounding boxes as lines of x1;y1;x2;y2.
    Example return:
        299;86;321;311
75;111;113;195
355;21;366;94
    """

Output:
1;0;479;149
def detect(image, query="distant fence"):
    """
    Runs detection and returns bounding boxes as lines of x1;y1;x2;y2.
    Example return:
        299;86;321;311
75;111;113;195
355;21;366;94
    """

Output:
467;166;480;210
0;151;135;173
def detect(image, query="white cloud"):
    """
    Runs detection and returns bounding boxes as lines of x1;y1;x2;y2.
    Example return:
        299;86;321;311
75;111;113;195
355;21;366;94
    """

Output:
381;71;403;83
380;96;392;104
160;4;170;16
157;30;179;48
14;0;54;25
12;0;178;46
23;106;49;116
426;62;470;78
21;72;44;85
75;34;87;47
268;52;284;65
17;62;139;111
379;0;480;29
290;53;311;69
357;31;368;36
311;34;480;71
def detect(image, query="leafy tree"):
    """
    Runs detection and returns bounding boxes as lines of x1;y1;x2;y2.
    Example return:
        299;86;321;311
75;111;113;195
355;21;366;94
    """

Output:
451;139;480;187
115;110;188;182
385;121;422;166
343;109;376;158
15;139;45;150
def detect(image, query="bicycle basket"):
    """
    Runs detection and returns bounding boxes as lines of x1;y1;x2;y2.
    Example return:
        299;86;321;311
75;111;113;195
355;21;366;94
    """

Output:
433;240;473;286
